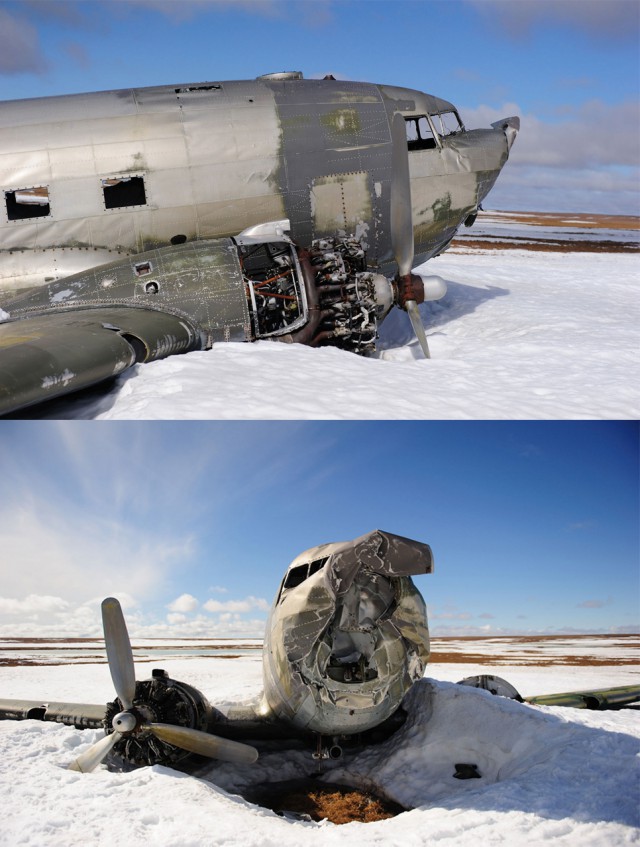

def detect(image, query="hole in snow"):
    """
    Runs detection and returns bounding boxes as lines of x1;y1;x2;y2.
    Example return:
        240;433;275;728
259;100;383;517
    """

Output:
242;778;407;824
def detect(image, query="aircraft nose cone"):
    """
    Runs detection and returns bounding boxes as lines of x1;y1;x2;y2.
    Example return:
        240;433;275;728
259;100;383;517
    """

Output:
492;116;520;152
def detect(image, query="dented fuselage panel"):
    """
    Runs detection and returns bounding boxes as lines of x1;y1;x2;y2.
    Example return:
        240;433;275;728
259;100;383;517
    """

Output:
0;75;517;293
262;529;432;736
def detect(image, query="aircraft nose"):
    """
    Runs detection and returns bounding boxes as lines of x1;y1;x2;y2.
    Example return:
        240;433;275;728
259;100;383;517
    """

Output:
492;116;520;152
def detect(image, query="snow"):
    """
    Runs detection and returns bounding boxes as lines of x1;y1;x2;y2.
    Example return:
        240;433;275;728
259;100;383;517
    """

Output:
1;648;638;846
31;248;634;420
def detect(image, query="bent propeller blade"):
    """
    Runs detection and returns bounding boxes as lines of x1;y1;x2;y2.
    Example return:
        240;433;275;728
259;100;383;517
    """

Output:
148;723;259;765
68;731;120;773
406;299;431;359
390;111;414;278
101;597;136;711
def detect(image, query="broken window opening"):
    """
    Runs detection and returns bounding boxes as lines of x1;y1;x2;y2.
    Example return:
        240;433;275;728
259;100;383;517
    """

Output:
5;186;51;220
283;564;309;591
102;176;146;209
175;85;222;93
405;116;437;151
429;111;464;137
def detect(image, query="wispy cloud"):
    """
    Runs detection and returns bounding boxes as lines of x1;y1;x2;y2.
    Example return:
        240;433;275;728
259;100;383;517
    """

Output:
0;8;47;74
121;0;284;22
577;597;613;609
467;0;639;43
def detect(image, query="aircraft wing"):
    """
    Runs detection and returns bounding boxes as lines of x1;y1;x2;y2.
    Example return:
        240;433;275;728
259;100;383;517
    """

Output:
0;698;106;728
0;307;200;415
525;685;640;710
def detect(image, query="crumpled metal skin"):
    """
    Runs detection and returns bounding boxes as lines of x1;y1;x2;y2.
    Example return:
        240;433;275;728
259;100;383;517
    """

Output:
263;530;433;735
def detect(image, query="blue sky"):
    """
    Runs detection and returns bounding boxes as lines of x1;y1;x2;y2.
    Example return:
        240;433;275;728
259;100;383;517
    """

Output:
0;421;637;637
0;0;638;214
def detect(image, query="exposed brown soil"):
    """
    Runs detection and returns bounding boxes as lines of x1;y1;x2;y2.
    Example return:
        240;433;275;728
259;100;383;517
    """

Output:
482;212;639;230
449;210;639;253
3;633;637;667
246;779;405;824
277;787;397;824
428;633;639;666
450;238;637;253
428;651;638;667
0;654;245;667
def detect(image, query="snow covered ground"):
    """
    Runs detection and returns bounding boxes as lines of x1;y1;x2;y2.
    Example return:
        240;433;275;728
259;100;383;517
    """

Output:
14;220;639;420
1;645;638;846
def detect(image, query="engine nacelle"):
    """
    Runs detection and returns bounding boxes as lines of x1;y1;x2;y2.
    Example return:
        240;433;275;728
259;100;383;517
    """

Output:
105;669;213;767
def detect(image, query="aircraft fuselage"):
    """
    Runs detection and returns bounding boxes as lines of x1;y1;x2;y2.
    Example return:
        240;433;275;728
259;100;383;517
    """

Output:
0;73;516;295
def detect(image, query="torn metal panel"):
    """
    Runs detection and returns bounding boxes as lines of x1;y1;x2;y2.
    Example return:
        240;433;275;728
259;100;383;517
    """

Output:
263;529;432;735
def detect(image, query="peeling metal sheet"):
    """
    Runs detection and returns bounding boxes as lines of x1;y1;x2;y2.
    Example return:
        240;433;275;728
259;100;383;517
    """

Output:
263;530;432;735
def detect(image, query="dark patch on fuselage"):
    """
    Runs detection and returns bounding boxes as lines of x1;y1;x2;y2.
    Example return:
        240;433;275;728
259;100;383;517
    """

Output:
267;80;393;265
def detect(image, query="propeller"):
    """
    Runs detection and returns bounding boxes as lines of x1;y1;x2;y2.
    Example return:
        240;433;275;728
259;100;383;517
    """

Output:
390;111;431;359
69;597;258;772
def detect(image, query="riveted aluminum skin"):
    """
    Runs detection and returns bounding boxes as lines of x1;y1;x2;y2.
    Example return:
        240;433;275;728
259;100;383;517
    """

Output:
0;76;518;294
263;529;433;735
0;239;249;414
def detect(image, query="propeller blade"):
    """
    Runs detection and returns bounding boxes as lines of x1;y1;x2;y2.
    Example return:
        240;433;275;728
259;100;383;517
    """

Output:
390;111;414;278
101;597;136;711
406;299;431;359
148;723;259;765
68;731;120;773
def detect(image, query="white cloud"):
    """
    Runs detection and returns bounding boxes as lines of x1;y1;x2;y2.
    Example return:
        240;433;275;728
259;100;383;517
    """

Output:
464;100;640;169
0;594;69;615
203;595;270;614
166;612;187;624
463;100;640;214
0;495;195;608
167;593;199;613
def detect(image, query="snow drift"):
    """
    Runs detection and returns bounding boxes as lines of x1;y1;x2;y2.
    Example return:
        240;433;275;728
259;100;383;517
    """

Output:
0;660;638;846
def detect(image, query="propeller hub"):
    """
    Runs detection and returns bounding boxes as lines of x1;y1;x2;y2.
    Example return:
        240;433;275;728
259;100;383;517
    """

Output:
394;272;426;309
112;710;137;734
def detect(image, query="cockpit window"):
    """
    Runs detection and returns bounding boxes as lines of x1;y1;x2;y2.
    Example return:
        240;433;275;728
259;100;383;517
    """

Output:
283;564;308;590
405;116;437;151
430;111;464;137
279;557;328;600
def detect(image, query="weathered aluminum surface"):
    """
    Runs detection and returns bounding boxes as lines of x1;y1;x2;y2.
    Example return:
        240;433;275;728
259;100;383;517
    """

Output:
0;75;518;293
263;529;432;735
4;239;250;344
0;307;196;414
0;239;252;413
0;699;106;728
